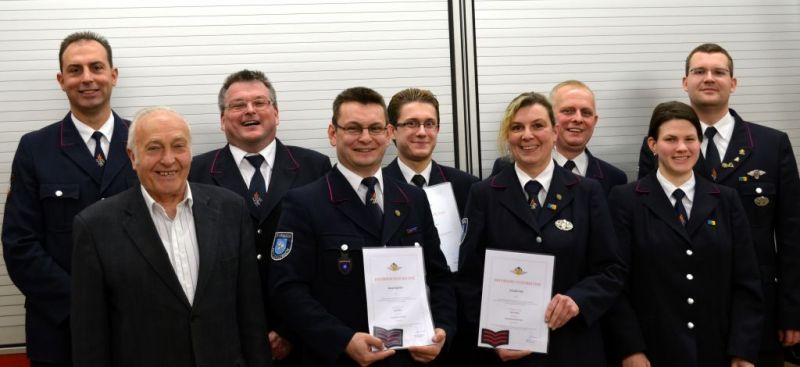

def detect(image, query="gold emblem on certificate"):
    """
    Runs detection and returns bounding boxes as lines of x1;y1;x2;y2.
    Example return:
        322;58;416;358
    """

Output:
554;219;573;231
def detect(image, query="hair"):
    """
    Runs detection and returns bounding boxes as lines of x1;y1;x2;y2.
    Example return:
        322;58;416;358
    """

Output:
647;101;702;141
549;80;595;109
218;69;278;113
497;92;554;157
59;31;113;71
386;88;440;127
331;87;387;125
685;43;734;77
127;106;191;150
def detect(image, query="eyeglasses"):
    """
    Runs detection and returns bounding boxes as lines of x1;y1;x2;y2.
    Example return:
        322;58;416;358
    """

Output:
688;67;731;78
396;120;437;130
225;98;273;112
334;123;387;136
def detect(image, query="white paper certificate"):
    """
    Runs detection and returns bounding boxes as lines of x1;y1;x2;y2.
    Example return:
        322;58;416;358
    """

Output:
478;249;554;353
362;246;435;349
423;182;462;271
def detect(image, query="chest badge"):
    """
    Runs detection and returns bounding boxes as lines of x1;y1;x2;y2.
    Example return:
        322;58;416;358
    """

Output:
754;196;769;207
747;170;766;180
554;219;573;231
338;244;352;275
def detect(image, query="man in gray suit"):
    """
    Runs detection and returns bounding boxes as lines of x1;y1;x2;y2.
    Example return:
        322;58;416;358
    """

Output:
71;107;271;366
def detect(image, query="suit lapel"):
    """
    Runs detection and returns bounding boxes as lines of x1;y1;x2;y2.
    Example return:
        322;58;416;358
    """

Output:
492;167;541;234
122;186;191;308
584;150;605;181
206;146;255;217
715;113;753;183
327;167;381;239
382;180;411;245
59;113;102;185
429;161;448;185
190;184;219;306
685;177;720;236
538;166;577;227
637;174;692;244
100;113;130;193
260;140;298;223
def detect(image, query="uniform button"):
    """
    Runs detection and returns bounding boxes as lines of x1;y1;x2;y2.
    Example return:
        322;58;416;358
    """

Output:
756;187;763;194
256;254;262;260
101;197;106;200
687;322;694;329
687;298;694;305
686;249;693;256
257;229;262;235
55;190;63;197
686;274;694;280
774;277;779;283
536;236;542;244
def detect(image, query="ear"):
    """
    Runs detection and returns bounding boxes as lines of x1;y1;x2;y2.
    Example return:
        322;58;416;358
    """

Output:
647;136;657;155
730;76;737;94
386;124;395;145
56;72;65;91
682;76;689;93
126;148;137;169
111;67;118;87
327;123;337;147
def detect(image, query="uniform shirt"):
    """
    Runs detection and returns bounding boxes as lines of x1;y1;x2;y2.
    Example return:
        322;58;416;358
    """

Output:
229;141;277;190
337;163;385;211
140;184;199;304
72;112;114;158
515;158;555;206
553;149;588;176
700;111;734;162
396;159;433;187
655;169;696;219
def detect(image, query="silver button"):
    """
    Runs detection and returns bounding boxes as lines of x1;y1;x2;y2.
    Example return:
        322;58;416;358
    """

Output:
686;274;694;280
341;244;349;251
686;249;693;256
687;322;694;329
101;197;106;200
536;236;542;244
774;277;779;283
687;298;694;305
55;190;63;197
256;254;262;260
257;229;262;235
756;187;763;194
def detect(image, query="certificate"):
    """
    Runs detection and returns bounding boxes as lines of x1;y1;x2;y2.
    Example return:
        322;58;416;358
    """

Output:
478;249;554;353
423;182;462;271
363;246;435;349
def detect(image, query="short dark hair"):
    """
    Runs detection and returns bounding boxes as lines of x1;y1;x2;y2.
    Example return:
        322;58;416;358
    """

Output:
647;101;702;141
59;31;113;71
685;43;734;77
387;88;440;127
331;87;387;125
218;69;278;113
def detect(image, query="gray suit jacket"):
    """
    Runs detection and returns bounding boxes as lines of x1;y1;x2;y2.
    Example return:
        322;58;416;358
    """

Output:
71;183;271;367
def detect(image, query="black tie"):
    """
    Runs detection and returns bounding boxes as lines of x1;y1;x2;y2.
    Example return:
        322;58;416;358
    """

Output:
363;177;383;228
92;131;106;167
411;174;426;188
704;127;721;180
563;160;576;173
245;155;267;207
673;189;689;227
524;180;542;211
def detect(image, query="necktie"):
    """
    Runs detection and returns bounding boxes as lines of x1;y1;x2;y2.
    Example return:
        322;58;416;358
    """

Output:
411;174;426;188
673;188;689;226
524;180;542;211
704;127;720;180
92;131;106;167
563;160;577;173
245;155;267;207
362;177;383;228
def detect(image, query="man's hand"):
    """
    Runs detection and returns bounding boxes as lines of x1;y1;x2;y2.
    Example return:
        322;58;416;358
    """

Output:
345;332;395;367
268;331;292;360
408;328;446;363
730;357;754;367
622;352;651;367
544;293;579;329
780;329;800;346
495;348;532;362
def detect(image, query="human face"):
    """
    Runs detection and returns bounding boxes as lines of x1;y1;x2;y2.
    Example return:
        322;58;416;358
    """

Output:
390;101;439;164
507;103;556;177
56;40;118;120
128;111;192;205
647;119;700;184
553;86;597;155
221;80;279;152
328;102;392;177
682;52;737;111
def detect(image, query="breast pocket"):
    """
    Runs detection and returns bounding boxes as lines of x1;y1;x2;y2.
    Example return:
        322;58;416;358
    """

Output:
737;182;775;228
39;183;80;232
319;235;371;286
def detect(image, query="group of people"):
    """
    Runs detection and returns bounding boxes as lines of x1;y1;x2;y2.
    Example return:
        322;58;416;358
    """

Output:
1;31;797;367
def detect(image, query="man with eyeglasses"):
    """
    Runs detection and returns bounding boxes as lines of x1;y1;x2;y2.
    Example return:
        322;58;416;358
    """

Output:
637;43;800;367
189;69;331;365
383;88;478;219
269;87;455;367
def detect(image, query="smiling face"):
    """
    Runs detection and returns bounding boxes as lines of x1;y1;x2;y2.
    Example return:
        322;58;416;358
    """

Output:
553;86;597;156
221;80;279;153
391;101;439;164
56;39;118;122
648;118;700;184
328;102;392;177
507;103;557;177
683;52;737;112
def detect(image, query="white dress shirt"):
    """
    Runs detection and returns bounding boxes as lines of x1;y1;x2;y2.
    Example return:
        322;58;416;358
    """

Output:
655;169;696;219
515;159;555;206
337;163;385;212
700;111;734;162
72;112;114;158
553;149;588;176
396;159;433;187
229;141;277;190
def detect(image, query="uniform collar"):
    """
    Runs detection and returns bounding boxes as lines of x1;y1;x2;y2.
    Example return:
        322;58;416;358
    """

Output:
336;163;384;196
396;159;432;185
228;140;277;170
72;112;114;144
552;148;588;176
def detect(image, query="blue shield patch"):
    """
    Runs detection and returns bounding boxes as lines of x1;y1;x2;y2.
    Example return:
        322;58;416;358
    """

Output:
271;232;293;261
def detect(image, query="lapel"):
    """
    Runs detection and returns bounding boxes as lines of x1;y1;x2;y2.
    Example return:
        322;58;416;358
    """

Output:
260;140;299;223
714;110;754;183
188;184;219;307
381;179;411;245
59;113;102;185
636;174;691;244
537;165;578;227
685;177;721;237
491;166;541;234
584;149;605;181
429;160;448;186
326;167;382;239
99;113;131;193
122;186;192;308
205;146;258;219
